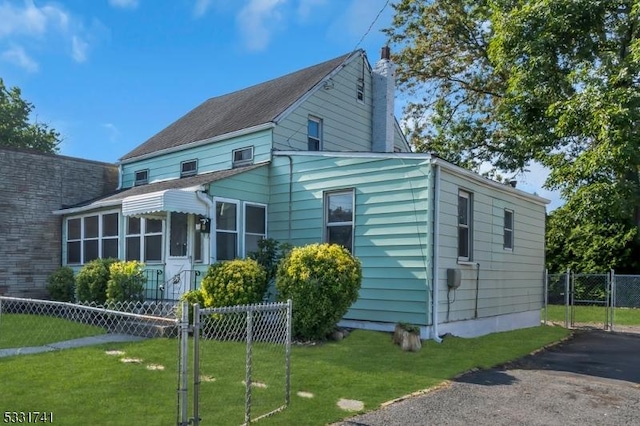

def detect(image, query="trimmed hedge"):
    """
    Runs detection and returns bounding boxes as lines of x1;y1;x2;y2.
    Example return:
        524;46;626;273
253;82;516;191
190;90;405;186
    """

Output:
200;259;268;308
276;243;362;340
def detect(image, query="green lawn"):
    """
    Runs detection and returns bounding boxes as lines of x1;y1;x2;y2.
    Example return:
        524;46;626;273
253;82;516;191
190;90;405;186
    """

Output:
0;326;569;426
544;304;640;325
0;314;107;349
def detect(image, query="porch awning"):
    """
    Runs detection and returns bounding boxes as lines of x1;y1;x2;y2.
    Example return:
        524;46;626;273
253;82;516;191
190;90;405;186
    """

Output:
122;189;208;217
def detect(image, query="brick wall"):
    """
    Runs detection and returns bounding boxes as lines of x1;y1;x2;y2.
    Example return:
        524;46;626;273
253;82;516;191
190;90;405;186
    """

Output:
0;147;119;298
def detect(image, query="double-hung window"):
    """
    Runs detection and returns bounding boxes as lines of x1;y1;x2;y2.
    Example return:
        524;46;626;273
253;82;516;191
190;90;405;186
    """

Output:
244;203;267;256
325;190;354;252
215;199;238;261
308;117;322;151
125;217;163;262
66;212;119;264
504;209;514;250
458;190;472;260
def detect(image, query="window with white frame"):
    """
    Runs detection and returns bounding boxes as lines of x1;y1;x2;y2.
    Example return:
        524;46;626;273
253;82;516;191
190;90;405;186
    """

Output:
458;190;472;260
232;146;254;168
215;199;238;261
244;203;266;256
308;117;322;151
66;212;119;265
125;217;163;262
134;170;148;186
504;209;514;250
180;159;197;178
325;190;354;252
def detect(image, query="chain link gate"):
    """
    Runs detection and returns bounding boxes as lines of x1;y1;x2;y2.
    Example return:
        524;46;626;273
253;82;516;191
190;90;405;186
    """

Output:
178;301;292;425
570;272;612;330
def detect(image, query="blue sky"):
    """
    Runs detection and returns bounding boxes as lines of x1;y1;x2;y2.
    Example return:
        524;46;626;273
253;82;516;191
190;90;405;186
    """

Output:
0;0;561;209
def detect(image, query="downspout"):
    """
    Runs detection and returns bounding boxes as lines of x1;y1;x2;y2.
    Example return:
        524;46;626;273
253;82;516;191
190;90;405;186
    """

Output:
432;163;442;343
282;155;293;244
474;262;480;318
196;190;215;263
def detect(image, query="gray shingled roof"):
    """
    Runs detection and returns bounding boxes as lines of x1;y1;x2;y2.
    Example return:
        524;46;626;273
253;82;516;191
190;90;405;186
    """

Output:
120;51;357;161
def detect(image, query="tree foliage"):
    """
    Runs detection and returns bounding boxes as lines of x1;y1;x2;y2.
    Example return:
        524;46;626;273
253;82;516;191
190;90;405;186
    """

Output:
0;78;60;153
386;0;640;272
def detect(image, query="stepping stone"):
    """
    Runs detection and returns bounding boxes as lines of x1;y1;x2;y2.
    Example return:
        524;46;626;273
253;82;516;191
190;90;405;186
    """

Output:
297;391;314;399
242;380;267;388
200;375;216;382
146;364;165;371
337;398;364;412
120;357;142;364
105;350;125;356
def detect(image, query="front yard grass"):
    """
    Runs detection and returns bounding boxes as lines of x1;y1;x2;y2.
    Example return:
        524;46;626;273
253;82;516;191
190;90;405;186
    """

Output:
0;314;106;349
544;304;640;325
0;326;569;426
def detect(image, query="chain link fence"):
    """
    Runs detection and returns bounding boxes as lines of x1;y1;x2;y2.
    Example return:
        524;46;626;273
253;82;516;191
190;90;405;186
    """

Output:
614;275;640;308
0;297;179;354
543;270;640;331
188;301;292;425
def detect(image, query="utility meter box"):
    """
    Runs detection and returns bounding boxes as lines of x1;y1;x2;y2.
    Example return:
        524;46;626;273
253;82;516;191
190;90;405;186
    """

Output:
447;268;461;289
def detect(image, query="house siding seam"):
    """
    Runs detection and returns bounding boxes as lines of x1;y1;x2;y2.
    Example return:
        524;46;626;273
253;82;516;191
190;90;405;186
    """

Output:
270;155;432;326
0;148;118;297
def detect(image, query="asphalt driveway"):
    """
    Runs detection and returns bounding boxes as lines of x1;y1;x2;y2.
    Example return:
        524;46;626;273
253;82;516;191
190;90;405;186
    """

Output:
337;330;640;426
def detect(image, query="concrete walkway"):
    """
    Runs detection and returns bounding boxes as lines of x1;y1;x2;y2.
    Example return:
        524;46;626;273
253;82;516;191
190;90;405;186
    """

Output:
0;333;145;358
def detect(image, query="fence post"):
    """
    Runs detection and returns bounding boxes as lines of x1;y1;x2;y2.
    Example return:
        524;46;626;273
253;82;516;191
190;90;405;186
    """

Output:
610;269;615;332
245;309;254;425
543;269;548;325
177;300;189;426
285;299;292;407
564;269;570;328
193;303;201;426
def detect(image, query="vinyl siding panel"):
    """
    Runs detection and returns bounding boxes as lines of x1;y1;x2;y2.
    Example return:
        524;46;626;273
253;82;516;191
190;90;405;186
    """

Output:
270;154;432;326
121;129;273;188
273;53;372;152
436;167;546;324
209;165;269;204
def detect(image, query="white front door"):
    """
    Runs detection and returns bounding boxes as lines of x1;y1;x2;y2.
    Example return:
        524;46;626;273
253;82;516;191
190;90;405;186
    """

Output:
165;212;193;300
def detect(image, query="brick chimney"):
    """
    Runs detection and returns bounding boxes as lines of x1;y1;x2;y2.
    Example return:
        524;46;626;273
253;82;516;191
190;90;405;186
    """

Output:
372;46;395;153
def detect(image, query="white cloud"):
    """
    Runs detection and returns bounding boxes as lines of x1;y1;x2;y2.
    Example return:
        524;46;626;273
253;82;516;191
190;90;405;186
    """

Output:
0;1;101;67
71;36;88;62
108;0;139;9
237;0;287;51
0;0;69;38
1;45;38;72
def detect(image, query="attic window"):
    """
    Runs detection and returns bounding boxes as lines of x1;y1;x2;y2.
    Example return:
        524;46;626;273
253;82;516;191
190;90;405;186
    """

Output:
308;117;322;151
181;160;197;178
134;169;149;186
356;80;365;103
232;146;254;168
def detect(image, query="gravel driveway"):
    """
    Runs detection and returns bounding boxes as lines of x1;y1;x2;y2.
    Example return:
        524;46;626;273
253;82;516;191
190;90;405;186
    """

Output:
337;330;640;426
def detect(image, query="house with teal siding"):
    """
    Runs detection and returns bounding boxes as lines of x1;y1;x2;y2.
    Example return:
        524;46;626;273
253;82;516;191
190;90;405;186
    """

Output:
54;48;548;339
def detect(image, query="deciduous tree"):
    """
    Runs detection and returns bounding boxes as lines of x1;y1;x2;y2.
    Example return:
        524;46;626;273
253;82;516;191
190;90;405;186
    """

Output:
385;0;640;272
0;78;60;154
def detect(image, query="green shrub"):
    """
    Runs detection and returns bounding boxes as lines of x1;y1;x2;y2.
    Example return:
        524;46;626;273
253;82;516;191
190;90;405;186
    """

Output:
201;259;267;308
276;243;362;340
106;261;146;303
178;289;207;324
46;266;76;302
76;258;118;304
247;238;292;301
